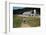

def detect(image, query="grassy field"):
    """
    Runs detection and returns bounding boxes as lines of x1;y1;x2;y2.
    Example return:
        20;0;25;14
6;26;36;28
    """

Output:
13;15;40;28
13;15;23;28
26;16;40;27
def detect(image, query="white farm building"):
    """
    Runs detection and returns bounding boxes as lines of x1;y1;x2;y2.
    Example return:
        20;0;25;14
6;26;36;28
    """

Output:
23;9;37;16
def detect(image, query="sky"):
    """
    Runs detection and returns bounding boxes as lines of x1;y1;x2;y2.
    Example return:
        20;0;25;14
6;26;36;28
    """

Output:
13;7;25;10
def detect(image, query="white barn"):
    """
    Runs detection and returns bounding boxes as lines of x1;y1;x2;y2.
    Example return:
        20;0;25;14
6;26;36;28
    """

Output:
23;9;36;16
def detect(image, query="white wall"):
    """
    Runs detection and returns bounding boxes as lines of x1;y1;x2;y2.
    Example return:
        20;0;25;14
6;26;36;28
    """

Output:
0;0;46;35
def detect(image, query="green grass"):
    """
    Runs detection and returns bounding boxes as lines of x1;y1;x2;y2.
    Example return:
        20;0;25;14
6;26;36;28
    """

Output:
26;16;40;27
13;15;23;28
13;16;40;28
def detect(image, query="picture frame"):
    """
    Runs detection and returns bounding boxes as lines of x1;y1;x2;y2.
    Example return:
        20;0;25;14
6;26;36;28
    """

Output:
5;2;45;33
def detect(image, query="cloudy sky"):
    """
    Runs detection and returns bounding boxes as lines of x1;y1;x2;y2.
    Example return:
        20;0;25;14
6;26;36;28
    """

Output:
13;7;25;10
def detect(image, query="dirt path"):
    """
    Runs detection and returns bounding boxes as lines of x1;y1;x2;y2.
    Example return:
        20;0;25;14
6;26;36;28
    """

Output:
20;16;31;28
21;22;31;27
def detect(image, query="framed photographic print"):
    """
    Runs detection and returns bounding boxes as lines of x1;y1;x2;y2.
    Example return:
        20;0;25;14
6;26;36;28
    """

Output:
6;2;45;33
